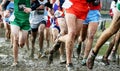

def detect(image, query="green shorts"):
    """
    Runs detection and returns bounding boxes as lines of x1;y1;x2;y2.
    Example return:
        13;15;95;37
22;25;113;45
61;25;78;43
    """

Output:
11;19;30;30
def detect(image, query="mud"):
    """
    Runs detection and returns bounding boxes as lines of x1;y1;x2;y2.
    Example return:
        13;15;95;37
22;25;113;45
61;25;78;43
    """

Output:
0;28;120;71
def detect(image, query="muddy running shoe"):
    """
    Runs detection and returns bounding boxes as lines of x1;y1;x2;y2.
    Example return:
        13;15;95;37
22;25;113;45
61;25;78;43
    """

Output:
47;54;53;64
102;56;110;65
81;58;87;66
41;52;46;58
86;50;96;69
66;63;74;71
38;50;43;58
60;55;66;64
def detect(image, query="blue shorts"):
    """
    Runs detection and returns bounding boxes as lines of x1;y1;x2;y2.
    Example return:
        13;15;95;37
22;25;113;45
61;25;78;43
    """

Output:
83;10;101;24
53;25;60;33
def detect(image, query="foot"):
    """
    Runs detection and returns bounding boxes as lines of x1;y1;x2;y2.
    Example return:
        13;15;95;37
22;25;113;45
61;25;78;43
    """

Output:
30;53;34;58
102;56;110;65
47;54;53;65
66;63;74;71
110;53;116;62
60;55;66;64
41;52;46;58
11;62;18;67
79;55;83;60
86;50;96;69
81;58;87;66
38;49;44;58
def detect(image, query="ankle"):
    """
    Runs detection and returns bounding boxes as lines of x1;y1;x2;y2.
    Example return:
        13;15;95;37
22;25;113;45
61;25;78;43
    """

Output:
92;50;97;57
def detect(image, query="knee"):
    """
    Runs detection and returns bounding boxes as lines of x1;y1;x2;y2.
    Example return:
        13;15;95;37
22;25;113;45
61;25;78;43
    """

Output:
66;33;76;46
14;39;18;44
38;25;45;33
60;30;65;35
19;43;25;48
19;38;25;48
115;36;120;43
12;36;19;45
68;31;76;40
88;33;94;40
39;30;44;35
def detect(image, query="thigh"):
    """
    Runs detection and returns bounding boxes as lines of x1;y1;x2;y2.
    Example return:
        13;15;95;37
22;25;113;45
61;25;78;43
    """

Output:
57;18;67;29
76;19;84;35
79;24;88;41
44;28;50;40
11;25;20;40
110;8;120;32
88;22;98;35
38;24;46;32
65;13;77;34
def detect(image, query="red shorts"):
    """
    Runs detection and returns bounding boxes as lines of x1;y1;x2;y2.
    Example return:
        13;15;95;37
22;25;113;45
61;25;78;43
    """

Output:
66;2;89;20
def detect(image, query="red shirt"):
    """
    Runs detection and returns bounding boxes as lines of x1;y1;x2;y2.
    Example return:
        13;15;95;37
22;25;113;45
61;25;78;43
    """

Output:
89;2;101;10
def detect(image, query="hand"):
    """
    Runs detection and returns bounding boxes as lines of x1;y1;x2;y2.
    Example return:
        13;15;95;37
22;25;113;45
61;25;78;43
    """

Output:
37;5;44;10
24;7;32;13
51;15;55;19
4;10;10;18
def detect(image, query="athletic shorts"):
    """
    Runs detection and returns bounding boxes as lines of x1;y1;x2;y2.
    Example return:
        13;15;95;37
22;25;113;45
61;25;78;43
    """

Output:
83;10;101;24
10;19;30;30
66;3;89;20
31;20;46;32
51;25;60;33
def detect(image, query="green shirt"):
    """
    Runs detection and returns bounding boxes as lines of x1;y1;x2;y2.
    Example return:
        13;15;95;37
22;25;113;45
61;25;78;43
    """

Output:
11;0;30;30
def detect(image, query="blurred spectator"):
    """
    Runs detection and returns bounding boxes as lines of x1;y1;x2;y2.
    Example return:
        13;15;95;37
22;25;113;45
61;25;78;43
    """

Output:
109;0;117;18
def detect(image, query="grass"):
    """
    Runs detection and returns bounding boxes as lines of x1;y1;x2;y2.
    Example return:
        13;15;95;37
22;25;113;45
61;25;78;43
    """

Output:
100;10;109;14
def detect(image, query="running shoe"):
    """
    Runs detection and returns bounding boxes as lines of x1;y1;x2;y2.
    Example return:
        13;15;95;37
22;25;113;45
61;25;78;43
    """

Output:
102;56;110;65
66;63;74;71
86;50;96;69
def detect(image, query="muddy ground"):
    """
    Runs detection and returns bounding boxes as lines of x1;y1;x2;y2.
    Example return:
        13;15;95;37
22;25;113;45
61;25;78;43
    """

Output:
0;27;120;71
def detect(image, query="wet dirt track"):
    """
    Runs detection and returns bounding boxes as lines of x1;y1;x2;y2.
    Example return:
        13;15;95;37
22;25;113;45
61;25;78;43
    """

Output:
0;28;120;71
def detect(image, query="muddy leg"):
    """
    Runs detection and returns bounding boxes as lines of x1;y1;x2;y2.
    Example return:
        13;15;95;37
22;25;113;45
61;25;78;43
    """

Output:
30;30;37;58
47;41;61;64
